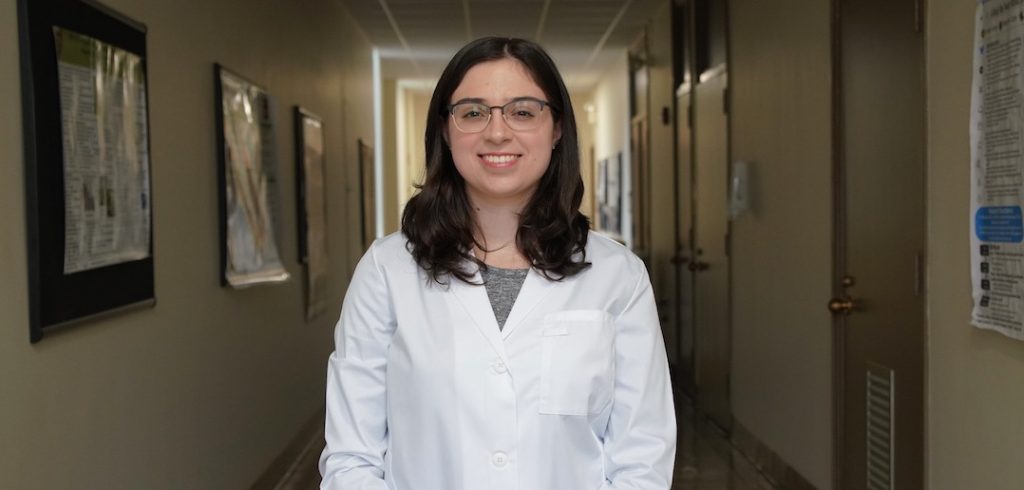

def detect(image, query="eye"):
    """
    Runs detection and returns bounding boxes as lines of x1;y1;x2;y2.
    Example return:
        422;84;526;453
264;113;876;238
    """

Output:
455;104;488;119
506;101;541;121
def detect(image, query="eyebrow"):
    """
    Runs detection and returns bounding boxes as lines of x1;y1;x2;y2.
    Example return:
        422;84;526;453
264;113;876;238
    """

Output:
450;96;544;105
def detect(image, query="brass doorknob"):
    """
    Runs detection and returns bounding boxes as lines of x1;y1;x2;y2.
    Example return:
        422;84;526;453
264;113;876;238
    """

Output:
828;297;858;314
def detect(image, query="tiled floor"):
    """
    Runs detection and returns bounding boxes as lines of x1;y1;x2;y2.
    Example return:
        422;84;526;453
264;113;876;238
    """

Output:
673;398;778;490
268;397;779;490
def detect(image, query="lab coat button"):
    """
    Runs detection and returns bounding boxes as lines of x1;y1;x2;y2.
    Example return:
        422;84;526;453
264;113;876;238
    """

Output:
491;361;507;374
491;451;508;467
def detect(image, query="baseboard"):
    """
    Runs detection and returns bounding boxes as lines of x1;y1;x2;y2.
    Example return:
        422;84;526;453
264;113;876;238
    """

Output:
251;409;326;490
730;420;817;490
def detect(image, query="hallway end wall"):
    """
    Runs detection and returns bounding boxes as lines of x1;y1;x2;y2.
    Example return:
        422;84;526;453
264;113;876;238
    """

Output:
728;1;834;488
396;83;431;212
0;0;373;487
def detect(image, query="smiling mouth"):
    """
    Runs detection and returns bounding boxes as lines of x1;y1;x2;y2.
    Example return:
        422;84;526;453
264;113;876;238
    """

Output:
479;154;521;166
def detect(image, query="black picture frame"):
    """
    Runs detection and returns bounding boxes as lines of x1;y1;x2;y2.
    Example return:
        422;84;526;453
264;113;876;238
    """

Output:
18;0;155;343
214;64;289;288
294;107;325;263
294;107;329;320
357;139;375;250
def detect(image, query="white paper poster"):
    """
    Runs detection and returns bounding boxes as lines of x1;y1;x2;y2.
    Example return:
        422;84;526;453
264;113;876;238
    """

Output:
971;0;1024;339
219;69;289;287
55;27;151;273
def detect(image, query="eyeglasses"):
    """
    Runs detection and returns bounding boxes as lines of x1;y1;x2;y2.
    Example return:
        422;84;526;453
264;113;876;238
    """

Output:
447;97;554;133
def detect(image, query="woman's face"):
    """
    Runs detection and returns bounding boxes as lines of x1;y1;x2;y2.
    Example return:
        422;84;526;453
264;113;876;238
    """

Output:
445;58;561;206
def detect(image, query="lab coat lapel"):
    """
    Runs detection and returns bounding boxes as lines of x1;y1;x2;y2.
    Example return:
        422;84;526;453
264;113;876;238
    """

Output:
500;268;554;339
446;270;510;365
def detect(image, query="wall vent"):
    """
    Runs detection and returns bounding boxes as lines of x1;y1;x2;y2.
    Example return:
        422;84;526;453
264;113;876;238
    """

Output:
866;363;895;490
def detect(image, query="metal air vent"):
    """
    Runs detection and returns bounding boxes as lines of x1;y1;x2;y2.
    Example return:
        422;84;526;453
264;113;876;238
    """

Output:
866;363;895;490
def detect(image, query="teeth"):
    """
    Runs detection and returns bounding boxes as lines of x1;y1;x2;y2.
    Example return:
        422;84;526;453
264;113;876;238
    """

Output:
482;154;517;164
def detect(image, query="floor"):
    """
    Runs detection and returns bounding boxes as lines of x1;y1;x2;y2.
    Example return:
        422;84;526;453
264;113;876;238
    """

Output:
261;397;779;490
673;399;779;490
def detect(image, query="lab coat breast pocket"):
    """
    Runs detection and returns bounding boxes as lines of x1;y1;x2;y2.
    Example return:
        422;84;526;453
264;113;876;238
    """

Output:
539;309;615;416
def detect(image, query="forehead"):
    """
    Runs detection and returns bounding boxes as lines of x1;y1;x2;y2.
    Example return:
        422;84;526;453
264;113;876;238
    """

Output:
451;58;546;102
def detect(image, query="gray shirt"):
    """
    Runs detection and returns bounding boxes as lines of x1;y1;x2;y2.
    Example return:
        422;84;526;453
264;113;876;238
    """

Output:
480;266;529;330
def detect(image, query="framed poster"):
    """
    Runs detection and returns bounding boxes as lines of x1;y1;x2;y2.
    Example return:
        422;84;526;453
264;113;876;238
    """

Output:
357;139;375;250
214;64;289;287
18;0;154;342
294;107;328;321
595;155;623;238
605;153;623;237
597;157;609;231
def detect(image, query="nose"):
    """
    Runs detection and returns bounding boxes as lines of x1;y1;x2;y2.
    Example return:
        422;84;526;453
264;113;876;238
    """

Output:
483;107;511;143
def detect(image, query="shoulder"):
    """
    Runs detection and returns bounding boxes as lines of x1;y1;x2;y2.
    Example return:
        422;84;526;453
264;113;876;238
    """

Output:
573;231;652;315
345;233;419;296
369;231;409;257
584;231;646;277
362;232;415;267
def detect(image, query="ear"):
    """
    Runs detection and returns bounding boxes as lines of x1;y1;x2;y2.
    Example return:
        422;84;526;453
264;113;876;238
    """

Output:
552;122;562;148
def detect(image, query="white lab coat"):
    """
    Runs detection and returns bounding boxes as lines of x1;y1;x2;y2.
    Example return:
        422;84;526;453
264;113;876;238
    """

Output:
319;231;676;489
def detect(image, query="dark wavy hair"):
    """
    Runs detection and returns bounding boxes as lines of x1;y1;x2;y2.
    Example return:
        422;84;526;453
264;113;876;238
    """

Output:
401;37;591;285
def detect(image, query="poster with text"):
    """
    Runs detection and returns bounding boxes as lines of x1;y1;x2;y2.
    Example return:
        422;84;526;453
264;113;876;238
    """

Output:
971;0;1024;339
55;27;151;273
217;67;289;287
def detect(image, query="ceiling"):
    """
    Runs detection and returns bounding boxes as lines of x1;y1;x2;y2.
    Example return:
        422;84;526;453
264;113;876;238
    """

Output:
341;0;666;92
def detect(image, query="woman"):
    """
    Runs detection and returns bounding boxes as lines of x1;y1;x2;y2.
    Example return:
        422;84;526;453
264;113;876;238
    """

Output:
320;37;676;489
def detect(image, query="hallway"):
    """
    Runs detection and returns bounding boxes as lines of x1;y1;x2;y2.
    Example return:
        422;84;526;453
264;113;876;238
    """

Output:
258;397;779;490
2;0;1015;488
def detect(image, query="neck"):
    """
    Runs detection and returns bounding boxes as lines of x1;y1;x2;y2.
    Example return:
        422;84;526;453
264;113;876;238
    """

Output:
468;194;531;268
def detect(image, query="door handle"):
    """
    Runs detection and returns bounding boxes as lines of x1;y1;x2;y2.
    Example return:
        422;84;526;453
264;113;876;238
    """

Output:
828;296;860;315
688;260;709;272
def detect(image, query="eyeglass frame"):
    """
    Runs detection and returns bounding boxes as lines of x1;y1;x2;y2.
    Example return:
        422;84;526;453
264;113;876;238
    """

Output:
445;96;558;133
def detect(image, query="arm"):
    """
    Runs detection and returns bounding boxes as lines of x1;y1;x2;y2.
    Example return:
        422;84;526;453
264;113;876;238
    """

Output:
601;266;677;489
319;244;395;490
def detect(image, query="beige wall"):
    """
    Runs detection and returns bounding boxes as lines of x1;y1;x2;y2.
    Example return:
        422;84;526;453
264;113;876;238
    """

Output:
926;2;1024;489
588;53;631;164
0;0;373;487
587;51;632;244
728;1;834;487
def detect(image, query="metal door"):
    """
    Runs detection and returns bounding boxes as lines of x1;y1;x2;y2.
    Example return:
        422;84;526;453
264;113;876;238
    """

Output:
833;0;925;488
676;87;697;395
693;67;731;431
631;116;650;256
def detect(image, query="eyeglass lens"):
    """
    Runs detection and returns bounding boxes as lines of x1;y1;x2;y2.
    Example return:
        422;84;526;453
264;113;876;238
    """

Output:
450;99;546;133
